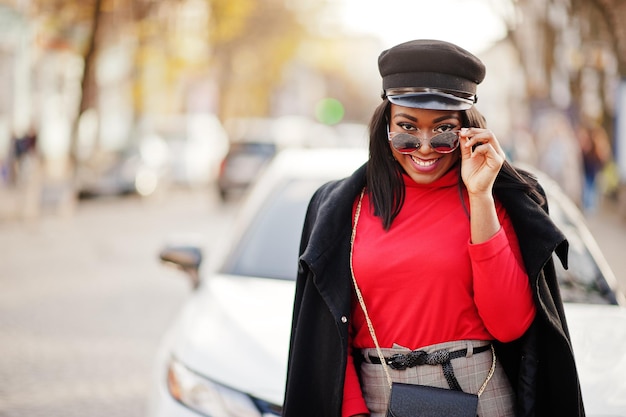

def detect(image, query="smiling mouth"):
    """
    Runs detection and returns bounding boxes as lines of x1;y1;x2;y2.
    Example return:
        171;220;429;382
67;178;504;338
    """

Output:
410;155;439;167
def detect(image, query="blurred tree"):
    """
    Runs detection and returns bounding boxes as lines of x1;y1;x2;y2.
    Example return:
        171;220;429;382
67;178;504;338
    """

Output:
207;0;307;121
16;0;313;202
73;0;101;171
22;0;106;196
498;0;624;129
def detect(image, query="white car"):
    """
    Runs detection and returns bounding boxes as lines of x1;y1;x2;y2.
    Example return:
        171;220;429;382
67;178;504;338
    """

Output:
147;148;626;417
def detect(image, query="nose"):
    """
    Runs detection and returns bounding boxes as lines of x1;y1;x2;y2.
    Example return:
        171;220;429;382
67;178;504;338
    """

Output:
413;136;433;154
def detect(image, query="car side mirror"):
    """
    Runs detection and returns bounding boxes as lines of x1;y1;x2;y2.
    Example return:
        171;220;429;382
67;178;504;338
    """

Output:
159;245;203;289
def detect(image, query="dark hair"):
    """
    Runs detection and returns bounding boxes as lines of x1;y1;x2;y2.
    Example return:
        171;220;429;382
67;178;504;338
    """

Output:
366;99;541;230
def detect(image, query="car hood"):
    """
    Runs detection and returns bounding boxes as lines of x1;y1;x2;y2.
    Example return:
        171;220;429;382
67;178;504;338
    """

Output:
169;273;295;406
565;303;626;416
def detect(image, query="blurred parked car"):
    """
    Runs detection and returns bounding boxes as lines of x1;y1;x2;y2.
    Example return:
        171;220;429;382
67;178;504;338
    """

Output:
216;117;371;201
148;148;626;417
76;135;169;199
216;140;277;200
76;113;229;198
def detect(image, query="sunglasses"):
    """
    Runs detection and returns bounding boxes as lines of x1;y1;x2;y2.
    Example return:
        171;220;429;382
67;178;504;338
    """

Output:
387;126;461;154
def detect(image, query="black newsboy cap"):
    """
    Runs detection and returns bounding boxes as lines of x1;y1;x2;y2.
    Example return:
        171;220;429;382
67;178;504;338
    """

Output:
378;39;486;110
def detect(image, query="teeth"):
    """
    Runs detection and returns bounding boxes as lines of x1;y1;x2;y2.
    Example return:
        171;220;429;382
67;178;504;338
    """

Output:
411;155;438;167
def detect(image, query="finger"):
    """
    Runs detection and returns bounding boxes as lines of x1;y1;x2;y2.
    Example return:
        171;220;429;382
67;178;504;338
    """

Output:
459;135;473;160
472;143;505;170
462;130;490;149
462;134;490;158
464;130;505;158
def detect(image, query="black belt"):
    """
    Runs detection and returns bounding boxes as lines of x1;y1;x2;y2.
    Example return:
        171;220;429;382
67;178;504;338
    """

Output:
365;344;492;392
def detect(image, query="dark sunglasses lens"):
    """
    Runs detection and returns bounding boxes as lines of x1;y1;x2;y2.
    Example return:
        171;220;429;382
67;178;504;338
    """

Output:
430;132;459;153
391;133;420;153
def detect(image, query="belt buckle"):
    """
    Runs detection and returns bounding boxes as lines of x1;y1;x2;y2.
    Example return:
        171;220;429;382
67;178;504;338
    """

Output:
386;353;408;370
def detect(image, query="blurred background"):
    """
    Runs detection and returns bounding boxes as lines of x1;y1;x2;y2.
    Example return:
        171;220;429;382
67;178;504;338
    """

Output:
2;0;626;416
1;0;625;213
1;0;626;213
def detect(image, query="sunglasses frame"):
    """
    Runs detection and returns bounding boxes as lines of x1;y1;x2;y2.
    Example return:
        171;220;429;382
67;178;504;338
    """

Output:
387;125;461;154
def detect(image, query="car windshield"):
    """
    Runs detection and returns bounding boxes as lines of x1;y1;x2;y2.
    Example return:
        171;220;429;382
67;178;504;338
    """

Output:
222;176;618;305
221;178;324;280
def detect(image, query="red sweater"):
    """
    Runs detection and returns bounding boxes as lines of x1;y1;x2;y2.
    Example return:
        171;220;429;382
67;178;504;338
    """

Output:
342;169;536;417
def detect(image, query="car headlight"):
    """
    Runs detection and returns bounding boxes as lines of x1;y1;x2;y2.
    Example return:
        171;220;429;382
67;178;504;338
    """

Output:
167;356;281;417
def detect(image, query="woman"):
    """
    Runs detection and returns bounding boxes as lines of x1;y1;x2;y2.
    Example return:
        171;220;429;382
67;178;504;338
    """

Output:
283;40;585;417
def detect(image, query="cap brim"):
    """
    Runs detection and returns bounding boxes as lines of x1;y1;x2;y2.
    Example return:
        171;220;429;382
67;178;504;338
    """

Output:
388;93;473;111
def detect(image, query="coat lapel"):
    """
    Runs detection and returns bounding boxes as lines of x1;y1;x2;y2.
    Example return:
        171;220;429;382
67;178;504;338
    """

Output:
299;164;367;323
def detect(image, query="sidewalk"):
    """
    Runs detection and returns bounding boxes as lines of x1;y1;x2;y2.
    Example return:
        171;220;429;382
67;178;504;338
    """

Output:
0;181;75;222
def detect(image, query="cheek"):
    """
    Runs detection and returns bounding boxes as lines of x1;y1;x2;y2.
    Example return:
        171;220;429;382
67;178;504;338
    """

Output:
440;151;461;167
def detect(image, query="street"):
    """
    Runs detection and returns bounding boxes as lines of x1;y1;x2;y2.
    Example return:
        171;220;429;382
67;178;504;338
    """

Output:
0;187;236;417
1;185;625;417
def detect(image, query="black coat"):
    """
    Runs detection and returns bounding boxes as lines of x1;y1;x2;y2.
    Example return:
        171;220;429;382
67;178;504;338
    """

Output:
282;163;585;417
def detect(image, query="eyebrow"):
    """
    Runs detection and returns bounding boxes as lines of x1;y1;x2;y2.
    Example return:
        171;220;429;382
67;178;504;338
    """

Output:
392;113;461;123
